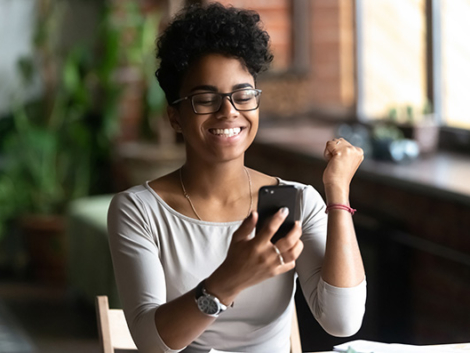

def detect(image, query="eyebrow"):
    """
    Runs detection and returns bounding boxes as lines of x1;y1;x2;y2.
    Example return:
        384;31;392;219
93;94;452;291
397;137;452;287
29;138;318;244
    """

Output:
189;83;254;93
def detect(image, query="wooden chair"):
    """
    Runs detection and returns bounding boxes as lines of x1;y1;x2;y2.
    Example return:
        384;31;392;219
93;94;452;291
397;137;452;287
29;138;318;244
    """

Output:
290;305;302;353
95;295;303;353
96;296;137;353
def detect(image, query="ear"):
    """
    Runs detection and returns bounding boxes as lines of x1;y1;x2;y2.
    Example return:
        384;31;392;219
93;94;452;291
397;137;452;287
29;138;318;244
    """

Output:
167;105;182;133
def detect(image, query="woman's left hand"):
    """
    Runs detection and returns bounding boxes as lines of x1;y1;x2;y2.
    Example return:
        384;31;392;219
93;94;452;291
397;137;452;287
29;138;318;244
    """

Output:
322;138;364;191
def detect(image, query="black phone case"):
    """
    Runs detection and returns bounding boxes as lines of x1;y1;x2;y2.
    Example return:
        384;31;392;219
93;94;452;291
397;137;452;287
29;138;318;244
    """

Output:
256;185;300;244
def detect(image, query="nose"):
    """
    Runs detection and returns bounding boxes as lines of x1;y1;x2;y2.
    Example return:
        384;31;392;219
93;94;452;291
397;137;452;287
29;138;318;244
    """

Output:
216;96;239;119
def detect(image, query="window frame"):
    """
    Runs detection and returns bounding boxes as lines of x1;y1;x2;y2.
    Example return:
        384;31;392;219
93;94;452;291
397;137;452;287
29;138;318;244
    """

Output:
356;0;470;154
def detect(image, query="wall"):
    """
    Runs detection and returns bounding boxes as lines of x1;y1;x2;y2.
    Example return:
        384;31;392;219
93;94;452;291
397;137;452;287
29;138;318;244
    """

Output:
206;0;357;119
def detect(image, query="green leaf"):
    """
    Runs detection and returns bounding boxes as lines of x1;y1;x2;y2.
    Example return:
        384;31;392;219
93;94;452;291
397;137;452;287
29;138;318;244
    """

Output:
63;54;81;94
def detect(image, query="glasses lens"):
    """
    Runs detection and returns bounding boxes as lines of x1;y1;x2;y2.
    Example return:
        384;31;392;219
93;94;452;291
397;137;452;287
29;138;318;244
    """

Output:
232;89;260;111
192;93;221;114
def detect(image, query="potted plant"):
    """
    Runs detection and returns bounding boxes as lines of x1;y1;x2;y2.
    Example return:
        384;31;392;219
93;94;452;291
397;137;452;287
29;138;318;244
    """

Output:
0;98;92;282
388;103;439;155
0;2;122;282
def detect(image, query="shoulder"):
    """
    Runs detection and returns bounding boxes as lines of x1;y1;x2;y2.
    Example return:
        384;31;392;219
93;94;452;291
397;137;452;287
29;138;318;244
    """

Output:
277;178;321;198
248;168;278;190
276;178;326;220
248;169;325;211
110;184;152;207
248;169;316;193
108;184;154;223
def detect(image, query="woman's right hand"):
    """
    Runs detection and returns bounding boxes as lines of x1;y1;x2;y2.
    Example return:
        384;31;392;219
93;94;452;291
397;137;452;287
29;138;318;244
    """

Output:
205;209;304;306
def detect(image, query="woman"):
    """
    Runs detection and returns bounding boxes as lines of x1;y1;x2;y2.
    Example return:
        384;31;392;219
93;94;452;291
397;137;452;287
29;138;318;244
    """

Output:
108;3;366;353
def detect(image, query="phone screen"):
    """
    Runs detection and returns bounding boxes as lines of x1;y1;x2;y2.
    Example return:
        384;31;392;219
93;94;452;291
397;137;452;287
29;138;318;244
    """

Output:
256;185;300;244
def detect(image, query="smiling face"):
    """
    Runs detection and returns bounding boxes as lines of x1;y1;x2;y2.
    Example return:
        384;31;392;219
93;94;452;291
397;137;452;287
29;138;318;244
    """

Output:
168;53;259;164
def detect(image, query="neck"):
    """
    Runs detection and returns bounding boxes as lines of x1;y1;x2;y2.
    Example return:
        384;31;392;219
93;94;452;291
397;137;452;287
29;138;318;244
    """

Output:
181;159;249;201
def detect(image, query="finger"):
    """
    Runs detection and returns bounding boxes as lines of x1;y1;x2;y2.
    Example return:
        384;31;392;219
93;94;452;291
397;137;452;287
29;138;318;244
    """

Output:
328;138;353;149
273;221;302;252
232;211;258;243
324;147;333;161
324;139;341;160
356;146;365;162
280;238;304;264
337;137;352;146
255;207;289;243
324;137;357;160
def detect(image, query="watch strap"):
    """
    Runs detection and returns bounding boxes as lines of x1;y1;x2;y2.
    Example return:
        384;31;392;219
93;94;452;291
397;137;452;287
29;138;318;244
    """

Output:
195;280;204;299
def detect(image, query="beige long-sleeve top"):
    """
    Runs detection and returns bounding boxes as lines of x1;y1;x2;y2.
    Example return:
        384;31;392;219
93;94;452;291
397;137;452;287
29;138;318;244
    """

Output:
107;179;367;353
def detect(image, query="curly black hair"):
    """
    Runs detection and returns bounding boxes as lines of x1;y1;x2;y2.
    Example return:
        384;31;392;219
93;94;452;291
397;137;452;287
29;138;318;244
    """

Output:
155;2;273;104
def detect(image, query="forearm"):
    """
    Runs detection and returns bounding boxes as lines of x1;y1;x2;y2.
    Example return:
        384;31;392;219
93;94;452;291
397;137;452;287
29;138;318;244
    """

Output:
321;185;365;287
154;289;217;350
155;270;241;350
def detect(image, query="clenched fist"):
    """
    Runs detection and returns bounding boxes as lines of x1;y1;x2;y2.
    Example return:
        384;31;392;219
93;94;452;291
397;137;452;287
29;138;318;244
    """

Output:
323;138;364;192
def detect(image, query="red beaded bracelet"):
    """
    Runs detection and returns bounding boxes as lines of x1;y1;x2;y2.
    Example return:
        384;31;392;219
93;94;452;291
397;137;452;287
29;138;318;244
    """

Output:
325;204;357;215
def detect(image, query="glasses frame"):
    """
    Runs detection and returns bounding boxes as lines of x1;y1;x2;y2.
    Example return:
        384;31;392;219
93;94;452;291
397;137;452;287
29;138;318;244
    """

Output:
171;88;262;115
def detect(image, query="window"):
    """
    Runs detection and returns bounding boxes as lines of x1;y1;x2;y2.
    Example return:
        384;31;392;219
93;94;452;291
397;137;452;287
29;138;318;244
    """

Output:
440;0;470;129
357;0;470;130
0;1;41;116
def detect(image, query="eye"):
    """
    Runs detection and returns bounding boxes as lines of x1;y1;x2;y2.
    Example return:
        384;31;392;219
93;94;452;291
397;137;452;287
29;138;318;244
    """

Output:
233;90;256;104
193;93;218;106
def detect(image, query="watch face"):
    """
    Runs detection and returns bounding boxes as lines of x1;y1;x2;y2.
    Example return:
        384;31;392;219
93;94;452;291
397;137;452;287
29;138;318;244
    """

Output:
197;296;219;315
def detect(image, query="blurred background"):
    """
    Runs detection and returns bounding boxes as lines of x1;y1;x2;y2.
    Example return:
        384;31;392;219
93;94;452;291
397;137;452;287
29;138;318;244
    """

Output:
0;0;469;352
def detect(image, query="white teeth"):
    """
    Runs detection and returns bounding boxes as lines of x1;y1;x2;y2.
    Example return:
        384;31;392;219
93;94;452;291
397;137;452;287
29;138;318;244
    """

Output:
210;127;242;137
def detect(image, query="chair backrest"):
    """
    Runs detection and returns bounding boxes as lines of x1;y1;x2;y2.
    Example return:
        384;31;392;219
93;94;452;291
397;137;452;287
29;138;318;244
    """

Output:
95;296;138;353
95;295;303;353
290;304;302;353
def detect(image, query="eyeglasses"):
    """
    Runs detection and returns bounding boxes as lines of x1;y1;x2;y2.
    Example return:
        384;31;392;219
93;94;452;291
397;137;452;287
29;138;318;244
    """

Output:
171;88;262;115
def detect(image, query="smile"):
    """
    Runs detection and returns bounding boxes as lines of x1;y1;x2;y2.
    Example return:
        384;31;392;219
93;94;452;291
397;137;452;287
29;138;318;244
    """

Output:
209;127;242;137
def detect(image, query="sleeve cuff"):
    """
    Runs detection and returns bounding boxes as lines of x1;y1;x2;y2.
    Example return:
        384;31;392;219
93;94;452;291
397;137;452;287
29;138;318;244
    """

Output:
319;277;367;295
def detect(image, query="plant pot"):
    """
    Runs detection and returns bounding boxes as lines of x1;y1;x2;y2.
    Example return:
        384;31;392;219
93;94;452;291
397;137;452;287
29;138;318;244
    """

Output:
20;214;67;284
398;119;439;155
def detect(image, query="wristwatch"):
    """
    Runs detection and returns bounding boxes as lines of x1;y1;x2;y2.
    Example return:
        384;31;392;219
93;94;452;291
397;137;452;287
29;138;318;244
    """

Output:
194;281;228;317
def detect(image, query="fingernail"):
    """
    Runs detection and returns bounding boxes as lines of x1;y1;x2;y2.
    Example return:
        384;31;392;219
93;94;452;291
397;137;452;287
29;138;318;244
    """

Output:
280;207;289;216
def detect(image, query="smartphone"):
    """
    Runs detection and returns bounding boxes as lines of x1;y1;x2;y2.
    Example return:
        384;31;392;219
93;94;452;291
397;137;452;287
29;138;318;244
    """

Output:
256;185;300;244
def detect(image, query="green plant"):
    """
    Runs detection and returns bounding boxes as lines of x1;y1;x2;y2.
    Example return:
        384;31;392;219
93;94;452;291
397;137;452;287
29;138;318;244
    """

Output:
372;122;404;141
1;104;91;212
386;100;434;125
109;2;166;139
0;2;121;241
0;48;97;240
0;1;167;241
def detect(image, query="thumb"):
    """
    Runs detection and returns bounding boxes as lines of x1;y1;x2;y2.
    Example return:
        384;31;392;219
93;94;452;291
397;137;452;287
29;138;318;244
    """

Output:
324;140;337;161
231;211;258;243
324;149;333;162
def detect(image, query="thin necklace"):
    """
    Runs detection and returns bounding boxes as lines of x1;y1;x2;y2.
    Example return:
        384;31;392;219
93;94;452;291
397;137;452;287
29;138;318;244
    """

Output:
179;167;253;221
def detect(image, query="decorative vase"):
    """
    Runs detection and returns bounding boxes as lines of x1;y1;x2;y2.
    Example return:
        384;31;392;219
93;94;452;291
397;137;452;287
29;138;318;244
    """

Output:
398;116;439;155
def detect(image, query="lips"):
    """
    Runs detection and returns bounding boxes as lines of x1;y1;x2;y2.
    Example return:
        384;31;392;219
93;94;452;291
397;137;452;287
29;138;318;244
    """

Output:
209;127;242;137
